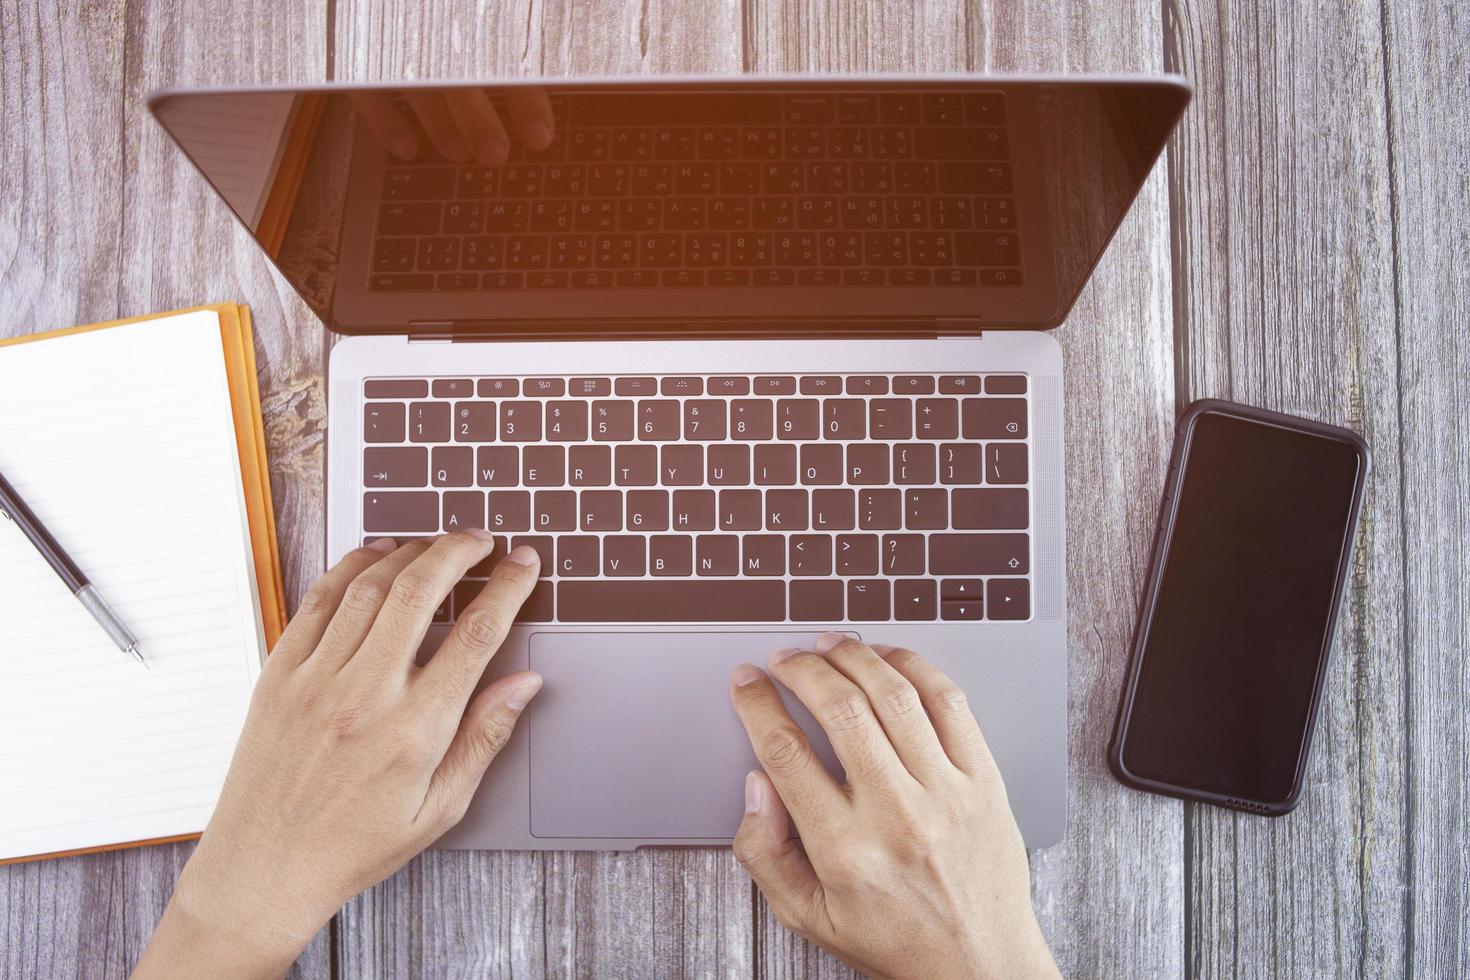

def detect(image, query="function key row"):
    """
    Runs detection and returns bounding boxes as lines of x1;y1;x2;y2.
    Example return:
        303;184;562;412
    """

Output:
364;374;1027;399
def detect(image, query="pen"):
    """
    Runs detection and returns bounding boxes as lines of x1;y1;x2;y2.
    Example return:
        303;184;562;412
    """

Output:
0;467;148;669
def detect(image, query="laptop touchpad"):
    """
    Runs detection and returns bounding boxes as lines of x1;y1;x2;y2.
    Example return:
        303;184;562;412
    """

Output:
527;631;849;840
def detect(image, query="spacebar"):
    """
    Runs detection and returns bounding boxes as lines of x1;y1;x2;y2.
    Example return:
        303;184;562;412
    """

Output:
557;581;786;622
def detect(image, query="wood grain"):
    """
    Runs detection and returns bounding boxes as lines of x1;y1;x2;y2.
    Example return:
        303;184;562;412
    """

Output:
1166;0;1425;974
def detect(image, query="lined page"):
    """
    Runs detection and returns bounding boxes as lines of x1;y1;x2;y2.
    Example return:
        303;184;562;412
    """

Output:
152;93;296;228
0;311;265;860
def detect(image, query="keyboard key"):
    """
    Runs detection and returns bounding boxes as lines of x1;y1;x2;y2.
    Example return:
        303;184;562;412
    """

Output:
823;399;867;440
364;447;426;487
442;491;485;531
684;400;727;440
985;375;1027;395
938;375;981;394
453;402;497;441
754;444;797;485
571;377;611;397
615;377;657;396
846;375;889;395
660;445;703;486
859;488;902;529
929;534;1029;575
731;399;775;439
987;578;1030;620
557;537;600;577
488;490;531;531
569;445;611;486
893;444;937;484
603;536;646;576
626;489;670;531
478;378;519;397
719;489;762;530
522;446;565;487
882;534;925;575
579;490;622;531
799;376;842;396
742;535;786;575
893;375;935;395
637;400;681;440
409;402;450;442
796;487;851;532
986;443;1029;484
615;445;657;486
511;535;554;577
869;399;913;439
519;581;554;621
765;489;808;531
915;398;959;439
709;376;750;396
672;489;716;531
363;491;438;532
370;273;434;291
952;488;1028;529
696;535;740;576
364;402;406;443
956;231;1020;267
661;376;704;396
962;397;1027;439
754;376;796;395
592;400;634;441
847;579;891;621
557;581;785;622
790;580;844;622
800;444;844;485
534;490;576;531
904;489;948;529
940;443;983;484
846;443;890;484
650;535;693;576
378;203;439;235
545;401;588;442
789;534;833;576
708;445;751;485
431;446;474;486
500;401;543;441
894;579;937;621
836;534;879;575
476;447;519;487
777;399;820;440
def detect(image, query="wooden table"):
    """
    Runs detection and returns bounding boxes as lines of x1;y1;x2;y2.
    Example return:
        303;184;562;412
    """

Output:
3;0;1465;976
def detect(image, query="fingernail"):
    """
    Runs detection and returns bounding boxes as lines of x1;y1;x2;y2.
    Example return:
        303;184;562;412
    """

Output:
814;632;845;654
731;663;764;687
477;138;509;164
466;527;495;542
870;643;896;658
744;770;764;814
505;545;539;567
506;674;543;711
768;646;800;666
524;120;552;150
367;537;396;552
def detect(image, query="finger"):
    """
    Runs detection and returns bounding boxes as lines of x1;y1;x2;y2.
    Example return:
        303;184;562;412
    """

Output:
410;544;541;717
812;633;954;785
420;670;543;829
504;87;555;150
402;91;470;162
874;645;998;779
733;770;828;942
443;87;511;165
347;530;498;683
349;92;420;159
765;647;910;791
269;538;397;671
729;663;847;833
305;537;434;674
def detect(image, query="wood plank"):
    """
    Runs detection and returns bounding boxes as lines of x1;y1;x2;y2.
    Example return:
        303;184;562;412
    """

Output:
0;1;331;977
330;2;753;976
744;2;1184;977
1382;0;1470;974
1166;0;1412;974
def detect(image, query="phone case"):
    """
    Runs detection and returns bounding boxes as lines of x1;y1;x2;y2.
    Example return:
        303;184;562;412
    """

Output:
1107;399;1370;816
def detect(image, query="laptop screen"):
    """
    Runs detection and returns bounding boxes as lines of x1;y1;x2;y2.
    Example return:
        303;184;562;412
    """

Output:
149;78;1187;335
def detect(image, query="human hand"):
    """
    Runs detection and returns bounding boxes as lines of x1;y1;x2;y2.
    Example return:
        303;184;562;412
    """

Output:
352;86;555;165
133;533;542;979
729;634;1059;980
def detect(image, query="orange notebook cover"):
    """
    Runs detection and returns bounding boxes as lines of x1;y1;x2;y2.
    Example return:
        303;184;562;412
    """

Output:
0;303;284;865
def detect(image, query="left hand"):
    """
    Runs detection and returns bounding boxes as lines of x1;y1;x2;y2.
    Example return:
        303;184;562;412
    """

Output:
133;532;542;978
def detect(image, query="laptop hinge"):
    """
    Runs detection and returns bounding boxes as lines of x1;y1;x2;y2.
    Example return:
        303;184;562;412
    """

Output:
406;317;990;342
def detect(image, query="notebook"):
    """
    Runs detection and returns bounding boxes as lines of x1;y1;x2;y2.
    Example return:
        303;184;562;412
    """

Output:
0;303;285;864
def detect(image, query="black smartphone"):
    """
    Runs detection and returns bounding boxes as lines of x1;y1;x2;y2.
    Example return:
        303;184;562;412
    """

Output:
1109;399;1370;815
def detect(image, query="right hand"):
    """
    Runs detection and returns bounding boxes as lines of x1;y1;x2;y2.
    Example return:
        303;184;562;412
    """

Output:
352;86;555;165
728;634;1059;980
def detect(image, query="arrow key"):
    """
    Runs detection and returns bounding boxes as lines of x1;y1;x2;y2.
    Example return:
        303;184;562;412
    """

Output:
894;578;937;621
941;578;983;600
986;578;1030;621
941;598;982;620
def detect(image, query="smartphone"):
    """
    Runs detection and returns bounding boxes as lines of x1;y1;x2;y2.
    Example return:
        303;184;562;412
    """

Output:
1109;399;1369;815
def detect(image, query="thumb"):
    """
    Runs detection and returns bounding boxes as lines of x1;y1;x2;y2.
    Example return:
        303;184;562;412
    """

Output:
733;770;828;941
422;671;542;828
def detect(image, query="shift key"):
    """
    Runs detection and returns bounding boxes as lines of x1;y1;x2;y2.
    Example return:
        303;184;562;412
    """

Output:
364;491;440;532
928;533;1029;574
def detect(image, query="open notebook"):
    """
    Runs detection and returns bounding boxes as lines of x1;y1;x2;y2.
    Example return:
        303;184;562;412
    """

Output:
0;304;285;864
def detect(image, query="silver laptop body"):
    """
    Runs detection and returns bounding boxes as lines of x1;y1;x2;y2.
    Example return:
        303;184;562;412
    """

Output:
150;75;1189;848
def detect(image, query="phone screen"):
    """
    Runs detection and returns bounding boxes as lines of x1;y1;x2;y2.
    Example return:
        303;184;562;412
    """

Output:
1120;410;1363;803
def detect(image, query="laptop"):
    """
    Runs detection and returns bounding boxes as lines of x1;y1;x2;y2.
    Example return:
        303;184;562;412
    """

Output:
150;75;1189;848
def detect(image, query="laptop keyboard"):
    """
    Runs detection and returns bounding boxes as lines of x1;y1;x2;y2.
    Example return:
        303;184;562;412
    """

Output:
360;373;1032;625
369;90;1022;292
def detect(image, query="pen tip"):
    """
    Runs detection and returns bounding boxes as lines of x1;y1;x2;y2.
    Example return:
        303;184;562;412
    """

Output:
129;645;150;670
